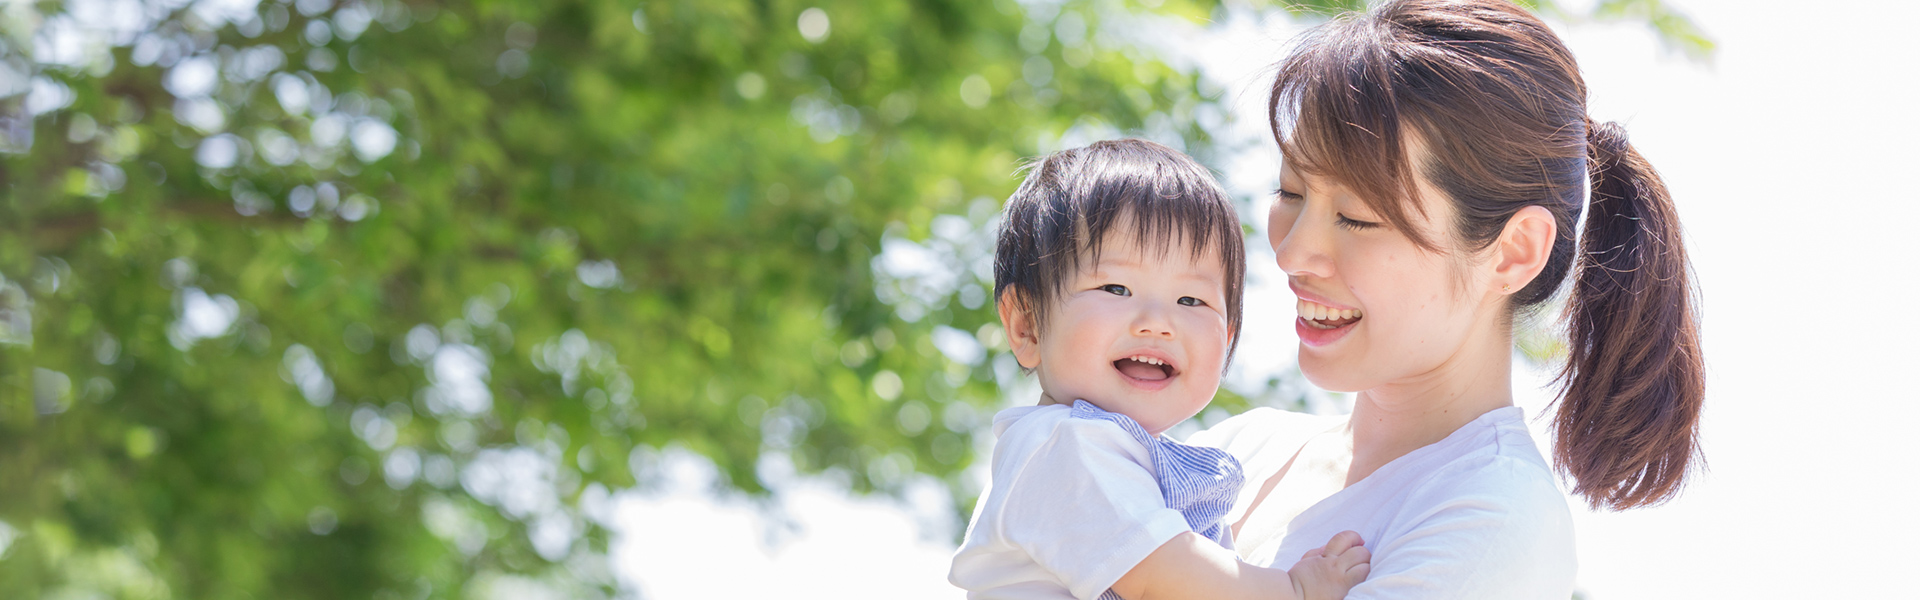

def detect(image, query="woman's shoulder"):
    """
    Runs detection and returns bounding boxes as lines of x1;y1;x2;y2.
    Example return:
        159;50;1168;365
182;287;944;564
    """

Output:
1398;408;1568;521
1354;453;1577;600
1344;412;1574;597
1458;408;1556;483
1412;452;1566;516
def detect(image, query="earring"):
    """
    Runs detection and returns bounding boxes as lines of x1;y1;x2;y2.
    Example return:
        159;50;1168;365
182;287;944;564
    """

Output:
1501;284;1511;293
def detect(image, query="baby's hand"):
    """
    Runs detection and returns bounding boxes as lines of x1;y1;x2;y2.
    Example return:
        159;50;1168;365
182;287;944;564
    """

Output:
1287;530;1370;600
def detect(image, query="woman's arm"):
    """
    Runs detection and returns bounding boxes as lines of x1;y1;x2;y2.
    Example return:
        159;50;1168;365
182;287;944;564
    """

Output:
1111;531;1370;600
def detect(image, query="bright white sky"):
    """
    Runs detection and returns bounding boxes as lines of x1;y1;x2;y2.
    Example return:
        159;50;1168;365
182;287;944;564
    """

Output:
616;0;1920;597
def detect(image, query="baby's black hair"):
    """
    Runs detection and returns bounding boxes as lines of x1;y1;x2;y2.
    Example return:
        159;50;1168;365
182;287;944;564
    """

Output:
993;139;1247;368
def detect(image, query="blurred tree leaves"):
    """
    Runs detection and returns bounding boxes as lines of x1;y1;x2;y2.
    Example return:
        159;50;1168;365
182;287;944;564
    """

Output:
0;0;1708;598
0;0;1220;597
1581;0;1714;60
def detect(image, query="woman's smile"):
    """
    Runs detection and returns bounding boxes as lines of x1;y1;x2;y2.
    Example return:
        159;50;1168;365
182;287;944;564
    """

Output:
1283;287;1374;355
1289;285;1364;348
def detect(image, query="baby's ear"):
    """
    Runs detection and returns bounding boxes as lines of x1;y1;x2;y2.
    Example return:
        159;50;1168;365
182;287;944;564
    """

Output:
996;289;1043;369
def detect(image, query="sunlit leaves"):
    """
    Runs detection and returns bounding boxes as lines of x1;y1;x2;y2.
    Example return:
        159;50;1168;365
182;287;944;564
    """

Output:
2;0;1226;596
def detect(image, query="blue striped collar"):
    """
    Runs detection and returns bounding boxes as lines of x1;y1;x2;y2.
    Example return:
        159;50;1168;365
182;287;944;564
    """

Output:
1069;399;1245;548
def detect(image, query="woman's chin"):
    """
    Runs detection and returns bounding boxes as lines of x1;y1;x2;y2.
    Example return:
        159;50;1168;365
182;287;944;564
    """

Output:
1295;353;1370;394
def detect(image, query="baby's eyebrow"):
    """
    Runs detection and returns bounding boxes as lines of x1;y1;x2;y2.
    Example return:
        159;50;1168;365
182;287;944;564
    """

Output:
1087;255;1225;291
1173;273;1228;294
1175;271;1224;284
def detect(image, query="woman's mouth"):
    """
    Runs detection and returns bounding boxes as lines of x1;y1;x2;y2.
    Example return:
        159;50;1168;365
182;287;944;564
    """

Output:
1297;299;1362;329
1295;299;1361;346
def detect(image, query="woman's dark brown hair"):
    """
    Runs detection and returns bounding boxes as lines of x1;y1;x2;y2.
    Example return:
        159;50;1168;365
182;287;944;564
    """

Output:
1268;0;1703;510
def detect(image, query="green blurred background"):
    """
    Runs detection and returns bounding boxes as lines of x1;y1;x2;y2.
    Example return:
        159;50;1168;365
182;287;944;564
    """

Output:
0;0;1703;597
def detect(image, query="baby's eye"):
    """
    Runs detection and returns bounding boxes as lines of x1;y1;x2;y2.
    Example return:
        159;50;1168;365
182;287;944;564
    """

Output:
1099;284;1131;297
1177;296;1204;307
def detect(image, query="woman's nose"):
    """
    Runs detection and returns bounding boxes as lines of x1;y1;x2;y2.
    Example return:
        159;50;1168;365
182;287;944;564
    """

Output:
1272;210;1333;279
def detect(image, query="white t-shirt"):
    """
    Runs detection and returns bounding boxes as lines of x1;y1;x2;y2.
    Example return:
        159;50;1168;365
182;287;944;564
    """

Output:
948;403;1204;600
1188;406;1577;600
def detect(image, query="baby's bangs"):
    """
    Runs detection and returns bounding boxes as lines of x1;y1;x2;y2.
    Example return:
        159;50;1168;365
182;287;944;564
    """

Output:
1268;16;1441;251
1080;164;1239;271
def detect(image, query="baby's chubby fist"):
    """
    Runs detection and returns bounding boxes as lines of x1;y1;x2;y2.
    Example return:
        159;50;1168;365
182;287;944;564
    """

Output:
1290;530;1371;600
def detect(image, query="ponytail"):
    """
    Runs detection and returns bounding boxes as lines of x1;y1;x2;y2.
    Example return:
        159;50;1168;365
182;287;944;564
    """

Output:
1554;120;1705;511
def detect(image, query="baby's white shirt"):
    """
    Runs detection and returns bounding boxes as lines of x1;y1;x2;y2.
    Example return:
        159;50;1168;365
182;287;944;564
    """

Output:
947;404;1198;600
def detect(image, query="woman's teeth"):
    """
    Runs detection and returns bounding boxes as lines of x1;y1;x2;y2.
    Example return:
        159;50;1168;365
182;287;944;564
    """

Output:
1296;299;1362;327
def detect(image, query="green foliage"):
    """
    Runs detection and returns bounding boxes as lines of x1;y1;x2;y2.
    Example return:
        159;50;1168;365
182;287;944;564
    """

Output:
1583;0;1715;60
0;0;1706;597
0;0;1220;597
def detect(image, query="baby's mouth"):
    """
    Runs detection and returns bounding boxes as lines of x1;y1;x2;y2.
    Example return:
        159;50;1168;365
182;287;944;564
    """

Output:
1114;355;1174;381
1298;299;1363;330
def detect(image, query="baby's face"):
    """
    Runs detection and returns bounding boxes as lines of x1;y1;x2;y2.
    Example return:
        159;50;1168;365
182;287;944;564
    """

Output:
1027;230;1232;435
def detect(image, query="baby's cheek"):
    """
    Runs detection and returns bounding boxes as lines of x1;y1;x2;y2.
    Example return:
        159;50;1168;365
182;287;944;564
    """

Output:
1196;325;1231;367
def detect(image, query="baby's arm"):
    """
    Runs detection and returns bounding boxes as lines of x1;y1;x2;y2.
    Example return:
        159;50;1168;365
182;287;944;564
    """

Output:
1110;530;1369;600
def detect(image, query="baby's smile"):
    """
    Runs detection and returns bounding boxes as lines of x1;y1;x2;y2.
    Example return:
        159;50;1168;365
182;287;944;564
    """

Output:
1114;354;1176;381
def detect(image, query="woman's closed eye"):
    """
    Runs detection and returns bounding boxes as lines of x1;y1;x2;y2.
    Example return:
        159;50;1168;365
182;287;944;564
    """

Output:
1336;214;1381;231
1099;284;1131;296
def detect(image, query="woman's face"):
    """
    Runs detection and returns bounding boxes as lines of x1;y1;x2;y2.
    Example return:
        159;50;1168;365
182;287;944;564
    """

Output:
1266;151;1493;393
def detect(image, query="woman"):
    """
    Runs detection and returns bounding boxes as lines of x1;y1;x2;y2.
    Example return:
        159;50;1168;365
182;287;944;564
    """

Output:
1191;0;1705;596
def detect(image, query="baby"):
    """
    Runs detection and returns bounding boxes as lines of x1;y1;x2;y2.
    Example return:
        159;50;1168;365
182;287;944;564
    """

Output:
949;139;1369;600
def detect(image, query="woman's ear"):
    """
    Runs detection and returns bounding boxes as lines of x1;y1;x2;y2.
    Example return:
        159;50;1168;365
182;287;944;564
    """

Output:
996;289;1043;369
1492;205;1557;296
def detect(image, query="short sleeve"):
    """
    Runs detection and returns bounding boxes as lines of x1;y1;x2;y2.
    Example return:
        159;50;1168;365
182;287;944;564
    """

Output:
1346;458;1576;600
1001;418;1194;600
